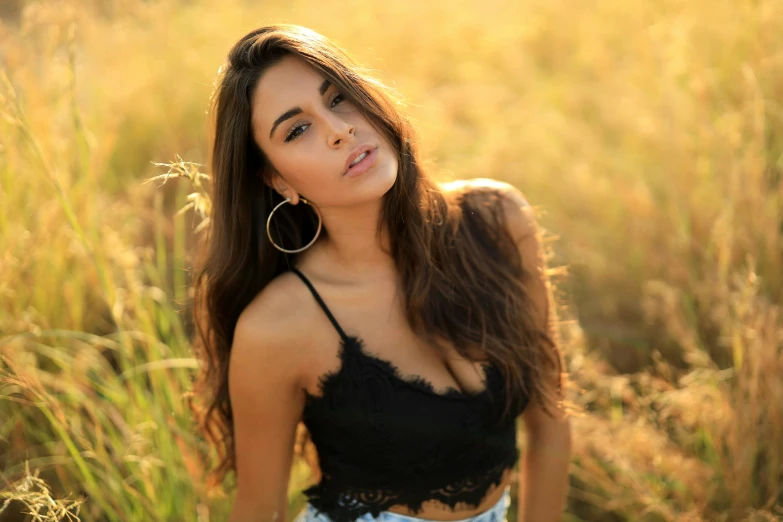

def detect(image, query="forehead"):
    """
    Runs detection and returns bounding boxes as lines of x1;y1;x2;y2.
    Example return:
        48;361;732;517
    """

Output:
251;55;324;140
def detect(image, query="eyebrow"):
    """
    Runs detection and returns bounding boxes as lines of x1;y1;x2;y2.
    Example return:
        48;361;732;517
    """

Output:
268;78;332;139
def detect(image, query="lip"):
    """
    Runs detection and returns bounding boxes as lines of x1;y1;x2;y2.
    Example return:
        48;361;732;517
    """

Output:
344;147;378;178
343;144;378;175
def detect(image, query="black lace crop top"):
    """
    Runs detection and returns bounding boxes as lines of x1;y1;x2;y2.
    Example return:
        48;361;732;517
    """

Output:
290;268;528;522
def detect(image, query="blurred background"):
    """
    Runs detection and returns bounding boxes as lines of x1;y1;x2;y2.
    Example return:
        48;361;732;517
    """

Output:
1;0;782;520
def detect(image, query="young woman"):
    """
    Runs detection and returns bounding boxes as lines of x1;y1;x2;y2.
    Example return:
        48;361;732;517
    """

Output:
189;24;571;522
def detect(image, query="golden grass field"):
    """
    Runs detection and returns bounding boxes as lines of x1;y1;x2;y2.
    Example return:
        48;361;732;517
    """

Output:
1;0;782;520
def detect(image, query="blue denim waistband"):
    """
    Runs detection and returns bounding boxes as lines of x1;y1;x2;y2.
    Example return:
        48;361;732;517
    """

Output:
300;486;511;522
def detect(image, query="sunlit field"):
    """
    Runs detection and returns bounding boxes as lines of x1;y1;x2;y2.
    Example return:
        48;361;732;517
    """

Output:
1;0;782;521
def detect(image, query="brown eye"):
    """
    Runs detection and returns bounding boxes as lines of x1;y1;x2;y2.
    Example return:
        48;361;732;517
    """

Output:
284;122;309;143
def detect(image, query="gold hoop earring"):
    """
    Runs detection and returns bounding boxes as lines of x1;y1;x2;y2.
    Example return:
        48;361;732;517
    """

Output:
266;197;323;254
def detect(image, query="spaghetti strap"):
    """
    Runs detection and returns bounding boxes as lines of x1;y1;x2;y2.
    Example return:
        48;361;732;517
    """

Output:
290;268;349;342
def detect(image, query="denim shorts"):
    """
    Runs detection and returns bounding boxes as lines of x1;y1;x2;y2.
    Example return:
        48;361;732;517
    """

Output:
294;486;511;522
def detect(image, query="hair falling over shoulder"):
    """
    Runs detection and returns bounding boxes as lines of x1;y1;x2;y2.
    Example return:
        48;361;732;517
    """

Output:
186;24;565;493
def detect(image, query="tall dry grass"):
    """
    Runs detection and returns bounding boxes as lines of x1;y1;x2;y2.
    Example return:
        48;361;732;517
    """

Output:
1;0;781;521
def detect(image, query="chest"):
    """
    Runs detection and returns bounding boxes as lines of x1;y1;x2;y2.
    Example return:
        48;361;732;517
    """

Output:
300;278;491;401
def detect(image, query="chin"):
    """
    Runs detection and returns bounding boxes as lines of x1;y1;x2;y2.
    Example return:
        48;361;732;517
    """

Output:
377;163;399;196
356;150;397;187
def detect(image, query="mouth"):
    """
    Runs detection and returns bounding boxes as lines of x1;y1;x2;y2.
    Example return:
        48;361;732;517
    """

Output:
344;144;378;174
343;147;379;178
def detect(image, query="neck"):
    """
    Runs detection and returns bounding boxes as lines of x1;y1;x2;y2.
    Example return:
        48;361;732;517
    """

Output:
313;198;396;280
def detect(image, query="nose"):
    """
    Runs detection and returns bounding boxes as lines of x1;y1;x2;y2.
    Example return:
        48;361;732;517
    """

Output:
326;113;355;148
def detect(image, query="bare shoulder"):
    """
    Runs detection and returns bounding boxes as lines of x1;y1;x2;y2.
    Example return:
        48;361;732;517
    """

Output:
440;177;515;195
231;271;316;391
237;271;314;332
440;177;539;242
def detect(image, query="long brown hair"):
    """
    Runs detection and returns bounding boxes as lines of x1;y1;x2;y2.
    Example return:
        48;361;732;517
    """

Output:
188;24;564;491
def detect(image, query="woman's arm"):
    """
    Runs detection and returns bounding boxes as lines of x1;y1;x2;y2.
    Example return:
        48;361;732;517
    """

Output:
518;403;571;522
494;181;572;522
227;282;310;522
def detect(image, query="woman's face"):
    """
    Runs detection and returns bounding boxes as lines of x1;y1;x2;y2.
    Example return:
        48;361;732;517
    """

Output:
250;55;398;207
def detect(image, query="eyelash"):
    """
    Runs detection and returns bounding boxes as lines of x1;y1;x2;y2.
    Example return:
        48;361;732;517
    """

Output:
284;93;346;143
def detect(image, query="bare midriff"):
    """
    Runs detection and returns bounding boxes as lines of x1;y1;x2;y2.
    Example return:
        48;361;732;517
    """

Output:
382;467;514;521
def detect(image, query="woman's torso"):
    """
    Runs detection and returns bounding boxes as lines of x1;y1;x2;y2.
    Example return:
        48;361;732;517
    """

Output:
289;248;515;520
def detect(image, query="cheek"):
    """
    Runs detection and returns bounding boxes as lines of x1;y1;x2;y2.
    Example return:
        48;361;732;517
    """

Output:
271;146;334;187
379;135;399;168
288;148;326;173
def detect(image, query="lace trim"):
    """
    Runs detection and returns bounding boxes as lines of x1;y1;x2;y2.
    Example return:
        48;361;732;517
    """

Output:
305;334;497;403
302;456;518;522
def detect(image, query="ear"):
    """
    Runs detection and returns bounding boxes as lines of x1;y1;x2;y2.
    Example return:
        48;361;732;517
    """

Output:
263;169;300;205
